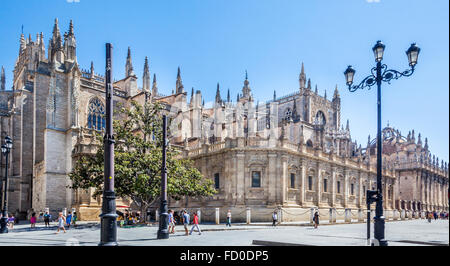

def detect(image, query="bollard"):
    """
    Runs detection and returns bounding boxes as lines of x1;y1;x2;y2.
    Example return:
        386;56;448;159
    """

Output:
401;210;405;220
215;208;220;225
155;209;159;222
310;208;315;224
246;207;251;224
344;209;351;223
278;208;282;224
197;209;201;224
358;209;364;222
329;208;333;224
332;208;337;223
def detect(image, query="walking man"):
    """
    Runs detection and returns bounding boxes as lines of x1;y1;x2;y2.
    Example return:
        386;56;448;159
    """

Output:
226;210;232;227
183;210;190;236
189;211;202;235
313;211;320;229
168;210;176;234
44;212;51;227
272;211;278;227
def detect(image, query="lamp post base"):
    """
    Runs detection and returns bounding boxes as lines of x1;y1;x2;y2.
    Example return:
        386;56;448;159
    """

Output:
0;217;8;234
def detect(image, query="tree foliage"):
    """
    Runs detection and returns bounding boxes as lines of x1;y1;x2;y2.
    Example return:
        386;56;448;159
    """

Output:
69;100;216;216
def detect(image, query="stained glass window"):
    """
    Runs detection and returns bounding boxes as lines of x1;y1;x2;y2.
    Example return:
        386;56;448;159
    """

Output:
87;98;105;131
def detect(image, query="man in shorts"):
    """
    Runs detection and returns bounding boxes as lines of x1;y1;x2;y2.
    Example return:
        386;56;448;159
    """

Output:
183;210;190;236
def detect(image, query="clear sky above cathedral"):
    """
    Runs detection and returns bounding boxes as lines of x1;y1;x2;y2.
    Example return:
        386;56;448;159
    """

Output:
0;0;448;162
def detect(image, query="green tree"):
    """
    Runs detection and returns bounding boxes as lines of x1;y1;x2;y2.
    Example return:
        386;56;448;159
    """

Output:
69;100;216;221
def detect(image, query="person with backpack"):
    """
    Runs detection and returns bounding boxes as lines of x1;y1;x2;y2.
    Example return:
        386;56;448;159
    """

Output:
183;210;190;236
189;211;202;235
43;212;51;227
66;212;72;229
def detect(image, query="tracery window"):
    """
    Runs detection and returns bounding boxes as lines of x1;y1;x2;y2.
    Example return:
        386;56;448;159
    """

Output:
87;98;105;131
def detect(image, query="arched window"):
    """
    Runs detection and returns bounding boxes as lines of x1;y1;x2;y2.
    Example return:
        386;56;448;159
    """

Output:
87;98;105;131
315;110;326;126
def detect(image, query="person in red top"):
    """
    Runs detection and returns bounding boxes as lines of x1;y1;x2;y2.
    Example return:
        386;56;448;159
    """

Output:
189;212;202;235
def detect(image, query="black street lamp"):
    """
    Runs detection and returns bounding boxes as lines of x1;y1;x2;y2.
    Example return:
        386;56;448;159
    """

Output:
157;115;169;239
99;43;118;246
0;136;13;234
344;41;420;246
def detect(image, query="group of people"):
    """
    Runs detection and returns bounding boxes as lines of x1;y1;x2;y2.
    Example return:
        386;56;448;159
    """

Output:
425;211;448;223
0;213;18;229
32;211;77;232
167;209;202;236
118;210;142;227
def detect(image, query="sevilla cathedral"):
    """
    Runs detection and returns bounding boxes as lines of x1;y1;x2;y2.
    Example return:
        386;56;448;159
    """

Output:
0;20;447;222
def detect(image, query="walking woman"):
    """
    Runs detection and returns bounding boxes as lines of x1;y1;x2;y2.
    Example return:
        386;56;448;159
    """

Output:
30;213;37;229
272;211;278;227
226;210;232;227
168;210;176;234
313;211;320;229
189;211;202;235
56;212;66;234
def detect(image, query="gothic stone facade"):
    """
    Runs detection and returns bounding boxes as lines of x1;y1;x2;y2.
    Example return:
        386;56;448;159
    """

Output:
0;19;448;221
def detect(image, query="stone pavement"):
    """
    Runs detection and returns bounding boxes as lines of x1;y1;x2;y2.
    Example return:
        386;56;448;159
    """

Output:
0;219;447;246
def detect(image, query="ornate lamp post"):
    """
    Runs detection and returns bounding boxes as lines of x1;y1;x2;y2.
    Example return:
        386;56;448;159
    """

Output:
99;43;118;246
344;41;420;246
157;115;169;239
0;136;13;234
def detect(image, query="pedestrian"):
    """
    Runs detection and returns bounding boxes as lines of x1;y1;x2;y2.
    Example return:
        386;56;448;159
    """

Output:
427;212;432;223
43;212;51;227
313;211;320;229
189;211;202;235
66;211;72;229
56;212;66;234
433;211;438;220
226;210;232;227
168;210;176;234
8;215;14;229
183;210;190;236
72;212;77;227
30;212;37;229
272;211;278;227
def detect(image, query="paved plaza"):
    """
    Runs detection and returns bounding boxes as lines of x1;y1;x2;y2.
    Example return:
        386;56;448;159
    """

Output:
0;219;447;246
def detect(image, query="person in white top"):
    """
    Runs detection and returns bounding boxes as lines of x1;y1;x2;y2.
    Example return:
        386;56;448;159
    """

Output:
272;211;278;227
226;210;232;227
56;212;66;234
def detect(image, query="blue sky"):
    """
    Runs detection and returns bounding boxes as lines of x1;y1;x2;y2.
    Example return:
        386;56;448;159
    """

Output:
0;0;448;162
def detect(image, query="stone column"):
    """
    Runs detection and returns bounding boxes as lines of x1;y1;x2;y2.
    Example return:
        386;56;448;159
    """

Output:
281;155;289;204
246;207;251;224
316;164;322;207
268;154;277;205
343;169;349;207
401;209;405;220
358;172;363;208
236;153;245;205
300;160;306;205
331;167;336;207
215;208;220;225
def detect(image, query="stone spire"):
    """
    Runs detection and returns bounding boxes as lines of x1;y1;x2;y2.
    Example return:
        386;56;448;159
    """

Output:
346;119;350;131
215;83;222;104
152;73;158;97
315;85;318;94
273;90;276;101
227;88;230;103
417;133;422;145
324;90;327;100
64;19;77;61
19;33;26;54
411;130;415;143
424;137;428;150
237;93;240;102
242;70;251;99
333;85;340;99
190;87;195;106
90;61;95;79
51;18;62;47
1;66;5;91
176;67;184;94
125;47;135;77
299;62;306;90
142;57;150;92
307;79;312;91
